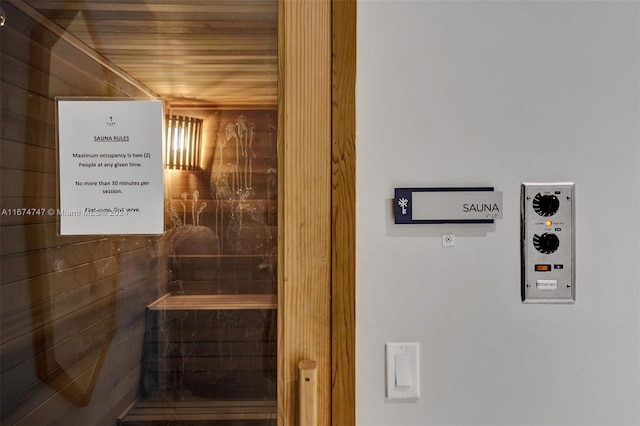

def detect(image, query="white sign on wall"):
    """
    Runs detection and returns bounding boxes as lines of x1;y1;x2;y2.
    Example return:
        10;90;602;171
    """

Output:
57;99;164;235
394;187;503;224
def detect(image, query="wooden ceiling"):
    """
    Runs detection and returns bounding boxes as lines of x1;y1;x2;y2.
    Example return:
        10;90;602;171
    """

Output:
25;0;278;109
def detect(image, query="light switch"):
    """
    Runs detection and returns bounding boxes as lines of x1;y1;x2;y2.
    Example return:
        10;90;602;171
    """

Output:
386;342;419;400
395;353;411;387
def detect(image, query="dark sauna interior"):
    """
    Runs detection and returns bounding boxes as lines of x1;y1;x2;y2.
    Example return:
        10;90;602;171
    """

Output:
1;1;278;424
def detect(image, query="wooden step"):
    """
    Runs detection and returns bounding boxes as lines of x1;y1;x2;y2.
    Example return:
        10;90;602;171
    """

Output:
119;399;276;425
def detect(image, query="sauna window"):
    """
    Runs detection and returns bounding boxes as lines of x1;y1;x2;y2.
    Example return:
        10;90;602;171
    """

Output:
0;1;278;425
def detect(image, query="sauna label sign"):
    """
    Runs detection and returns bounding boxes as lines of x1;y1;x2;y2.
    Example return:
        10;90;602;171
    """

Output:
394;187;503;224
57;99;164;235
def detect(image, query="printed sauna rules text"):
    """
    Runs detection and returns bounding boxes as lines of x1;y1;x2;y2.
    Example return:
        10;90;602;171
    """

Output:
57;99;164;235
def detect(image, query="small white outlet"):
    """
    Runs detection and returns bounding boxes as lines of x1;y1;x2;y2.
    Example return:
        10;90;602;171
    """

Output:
442;233;455;247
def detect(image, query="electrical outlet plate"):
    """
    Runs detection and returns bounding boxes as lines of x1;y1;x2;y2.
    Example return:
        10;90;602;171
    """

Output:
521;183;575;303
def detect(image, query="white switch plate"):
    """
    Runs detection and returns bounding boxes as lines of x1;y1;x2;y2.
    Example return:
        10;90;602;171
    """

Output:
385;342;419;400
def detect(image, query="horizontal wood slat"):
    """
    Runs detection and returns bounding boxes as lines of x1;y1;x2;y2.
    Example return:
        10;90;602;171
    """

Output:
150;356;276;373
0;235;155;284
119;399;276;425
148;294;276;310
1;251;164;346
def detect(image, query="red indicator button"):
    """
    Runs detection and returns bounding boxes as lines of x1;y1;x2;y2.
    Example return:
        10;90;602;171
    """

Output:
535;264;552;272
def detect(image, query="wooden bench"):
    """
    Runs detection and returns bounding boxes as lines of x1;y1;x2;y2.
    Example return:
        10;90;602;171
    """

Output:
148;294;277;311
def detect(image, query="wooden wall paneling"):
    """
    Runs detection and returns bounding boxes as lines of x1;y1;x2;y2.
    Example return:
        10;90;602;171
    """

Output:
1;240;108;285
0;250;161;383
53;272;159;424
1;267;163;425
0;256;117;320
4;353;110;424
0;233;154;284
170;279;275;295
0;84;54;131
0;240;156;312
2;51;124;102
0;244;160;380
1;139;57;175
52;366;142;426
0;169;56;198
0;197;58;226
0;110;54;150
0;223;92;255
49;364;142;426
166;261;275;286
0;246;155;346
1;272;119;348
331;1;357;424
164;200;278;225
2;314;119;410
9;316;148;426
143;307;277;399
278;0;332;425
0;3;166;425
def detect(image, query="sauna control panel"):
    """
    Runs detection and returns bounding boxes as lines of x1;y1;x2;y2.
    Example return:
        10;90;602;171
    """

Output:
521;183;575;303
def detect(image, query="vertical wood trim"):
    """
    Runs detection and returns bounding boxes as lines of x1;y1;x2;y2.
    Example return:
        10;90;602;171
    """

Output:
331;1;357;425
278;1;332;425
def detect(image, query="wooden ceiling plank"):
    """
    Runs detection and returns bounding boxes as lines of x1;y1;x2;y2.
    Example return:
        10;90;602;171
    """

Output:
95;43;276;51
114;58;277;66
23;0;278;107
64;34;277;43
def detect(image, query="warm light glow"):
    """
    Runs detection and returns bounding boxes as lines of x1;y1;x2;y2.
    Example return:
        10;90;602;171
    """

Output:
165;115;203;170
545;220;553;227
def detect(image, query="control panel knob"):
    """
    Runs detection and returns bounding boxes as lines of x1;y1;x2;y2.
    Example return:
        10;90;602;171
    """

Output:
533;193;559;217
533;233;560;254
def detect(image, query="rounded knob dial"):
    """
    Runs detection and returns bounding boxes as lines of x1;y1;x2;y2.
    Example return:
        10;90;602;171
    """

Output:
533;233;560;254
533;193;559;217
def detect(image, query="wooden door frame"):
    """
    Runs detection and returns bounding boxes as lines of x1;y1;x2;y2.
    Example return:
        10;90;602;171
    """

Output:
330;1;356;425
278;1;356;425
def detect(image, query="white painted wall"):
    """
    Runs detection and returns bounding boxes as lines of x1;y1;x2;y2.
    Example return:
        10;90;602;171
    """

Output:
356;1;640;425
